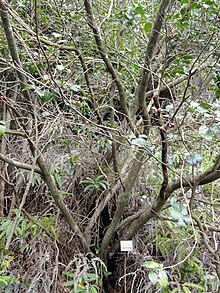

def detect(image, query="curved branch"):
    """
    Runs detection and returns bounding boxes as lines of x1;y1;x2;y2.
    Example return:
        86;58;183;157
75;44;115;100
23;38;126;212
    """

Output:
0;152;42;174
164;154;220;199
0;0;31;102
5;129;26;137
38;158;89;251
110;154;220;254
84;0;137;134
28;140;90;252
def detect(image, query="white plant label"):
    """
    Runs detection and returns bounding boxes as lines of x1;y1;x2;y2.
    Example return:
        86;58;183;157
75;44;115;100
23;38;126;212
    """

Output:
120;240;133;252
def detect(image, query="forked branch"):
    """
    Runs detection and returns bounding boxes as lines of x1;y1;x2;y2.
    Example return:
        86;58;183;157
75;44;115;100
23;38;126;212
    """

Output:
135;0;171;133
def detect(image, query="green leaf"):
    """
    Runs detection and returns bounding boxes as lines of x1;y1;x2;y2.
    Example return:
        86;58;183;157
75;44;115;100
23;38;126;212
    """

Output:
171;209;181;221
183;287;191;293
53;172;61;188
194;153;203;163
178;217;186;228
134;6;145;15
0;276;16;285
186;154;198;166
0;121;6;137
199;101;212;110
158;270;168;288
63;271;75;277
131;137;147;146
95;175;105;181
178;21;189;29
170;197;177;207
170;289;179;293
210;124;220;133
190;2;202;9
0;278;8;285
174;66;185;74
62;280;75;287
204;0;214;5
169;39;177;49
99;182;109;190
143;261;162;269
41;92;53;103
84;185;94;191
183;282;205;291
144;22;152;31
85;273;97;281
80;178;94;184
198;126;212;141
185;152;202;166
148;271;158;285
215;88;220;99
70;84;81;92
75;288;86;293
184;216;192;225
89;284;98;293
55;79;65;86
35;89;53;103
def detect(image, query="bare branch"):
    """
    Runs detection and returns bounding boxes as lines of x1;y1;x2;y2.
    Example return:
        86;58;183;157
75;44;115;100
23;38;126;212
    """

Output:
0;152;42;174
84;0;137;134
135;0;171;133
0;0;32;103
28;140;90;252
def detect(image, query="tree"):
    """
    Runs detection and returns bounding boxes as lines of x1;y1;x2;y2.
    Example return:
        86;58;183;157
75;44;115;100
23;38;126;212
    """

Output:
0;0;219;291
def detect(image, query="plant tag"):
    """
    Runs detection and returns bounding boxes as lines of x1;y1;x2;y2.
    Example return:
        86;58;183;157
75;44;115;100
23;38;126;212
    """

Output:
120;240;133;252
